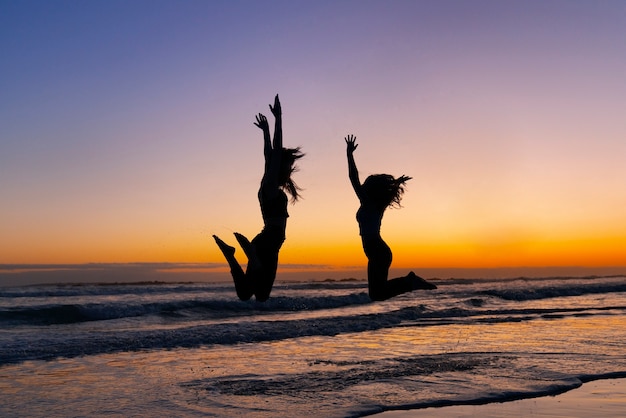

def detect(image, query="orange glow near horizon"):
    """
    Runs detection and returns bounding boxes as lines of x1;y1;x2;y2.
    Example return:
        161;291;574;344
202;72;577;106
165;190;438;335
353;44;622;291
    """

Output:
2;2;626;278
2;225;625;270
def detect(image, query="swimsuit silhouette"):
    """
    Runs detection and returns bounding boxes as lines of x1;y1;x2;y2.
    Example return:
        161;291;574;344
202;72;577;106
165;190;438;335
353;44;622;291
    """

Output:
345;134;436;301
213;95;303;301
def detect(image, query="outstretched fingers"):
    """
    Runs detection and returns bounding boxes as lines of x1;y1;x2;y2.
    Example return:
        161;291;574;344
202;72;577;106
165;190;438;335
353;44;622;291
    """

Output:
345;134;358;152
254;113;269;130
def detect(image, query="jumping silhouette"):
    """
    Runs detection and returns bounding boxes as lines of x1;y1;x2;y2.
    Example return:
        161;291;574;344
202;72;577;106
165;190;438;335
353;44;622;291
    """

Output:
345;134;436;301
214;95;304;301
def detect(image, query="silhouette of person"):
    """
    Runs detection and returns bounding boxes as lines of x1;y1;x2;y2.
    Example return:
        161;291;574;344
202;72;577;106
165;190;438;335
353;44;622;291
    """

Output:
345;134;436;301
214;95;304;301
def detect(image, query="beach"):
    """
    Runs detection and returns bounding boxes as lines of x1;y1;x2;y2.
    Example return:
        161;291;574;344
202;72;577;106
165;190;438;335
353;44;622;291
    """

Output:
377;378;626;417
1;275;625;417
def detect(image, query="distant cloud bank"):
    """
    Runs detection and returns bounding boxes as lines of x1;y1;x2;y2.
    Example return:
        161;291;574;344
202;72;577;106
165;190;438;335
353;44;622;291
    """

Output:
1;263;624;287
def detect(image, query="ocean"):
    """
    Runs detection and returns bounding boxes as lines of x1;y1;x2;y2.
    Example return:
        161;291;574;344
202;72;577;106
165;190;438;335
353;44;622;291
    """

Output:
1;275;625;417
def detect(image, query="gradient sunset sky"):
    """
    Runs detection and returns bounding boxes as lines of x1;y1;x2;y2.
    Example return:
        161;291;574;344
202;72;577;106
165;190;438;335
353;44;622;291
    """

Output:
2;1;625;279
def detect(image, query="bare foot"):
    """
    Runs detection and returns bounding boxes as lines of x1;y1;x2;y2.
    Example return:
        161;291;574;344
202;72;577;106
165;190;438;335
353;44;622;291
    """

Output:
407;271;437;290
213;235;235;257
234;232;262;271
234;232;252;256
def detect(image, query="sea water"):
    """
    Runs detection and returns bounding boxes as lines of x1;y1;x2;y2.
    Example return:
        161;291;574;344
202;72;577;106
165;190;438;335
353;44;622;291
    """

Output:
1;276;625;417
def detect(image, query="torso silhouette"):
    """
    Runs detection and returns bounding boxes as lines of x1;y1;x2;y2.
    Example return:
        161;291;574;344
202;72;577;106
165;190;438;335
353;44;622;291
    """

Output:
356;201;384;236
259;188;288;226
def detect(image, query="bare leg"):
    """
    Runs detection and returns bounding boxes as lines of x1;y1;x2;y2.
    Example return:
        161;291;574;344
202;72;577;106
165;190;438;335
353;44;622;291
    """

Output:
367;259;390;301
363;236;436;301
364;241;393;301
213;235;253;301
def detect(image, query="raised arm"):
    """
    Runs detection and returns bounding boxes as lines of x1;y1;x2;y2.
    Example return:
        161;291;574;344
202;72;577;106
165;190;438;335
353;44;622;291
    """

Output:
270;94;283;150
254;113;271;163
258;95;283;196
345;134;363;200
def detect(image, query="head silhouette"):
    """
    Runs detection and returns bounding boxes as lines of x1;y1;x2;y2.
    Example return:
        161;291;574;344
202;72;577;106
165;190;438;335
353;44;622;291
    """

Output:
362;174;410;209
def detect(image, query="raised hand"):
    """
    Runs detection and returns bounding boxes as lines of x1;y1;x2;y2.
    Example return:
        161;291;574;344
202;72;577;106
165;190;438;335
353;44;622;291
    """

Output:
269;94;281;117
345;134;358;154
254;113;269;131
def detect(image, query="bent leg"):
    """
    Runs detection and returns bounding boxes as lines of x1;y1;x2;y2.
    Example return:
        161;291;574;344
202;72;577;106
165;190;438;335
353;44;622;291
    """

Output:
213;235;253;301
363;236;393;301
253;252;278;302
250;228;284;302
362;236;436;301
367;261;390;301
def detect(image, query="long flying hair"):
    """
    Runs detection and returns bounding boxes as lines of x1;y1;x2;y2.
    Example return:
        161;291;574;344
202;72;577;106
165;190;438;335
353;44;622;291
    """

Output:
279;147;305;202
362;174;411;209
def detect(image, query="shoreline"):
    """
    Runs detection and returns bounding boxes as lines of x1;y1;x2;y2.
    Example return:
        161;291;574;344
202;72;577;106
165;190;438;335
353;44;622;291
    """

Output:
374;377;626;417
1;263;625;287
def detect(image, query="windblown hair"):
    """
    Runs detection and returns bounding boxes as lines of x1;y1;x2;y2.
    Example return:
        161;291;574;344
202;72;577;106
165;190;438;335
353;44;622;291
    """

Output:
279;147;305;202
362;174;410;209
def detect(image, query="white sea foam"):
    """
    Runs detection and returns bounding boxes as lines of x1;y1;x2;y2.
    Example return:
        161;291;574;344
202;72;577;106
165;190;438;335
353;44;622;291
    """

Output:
1;276;625;417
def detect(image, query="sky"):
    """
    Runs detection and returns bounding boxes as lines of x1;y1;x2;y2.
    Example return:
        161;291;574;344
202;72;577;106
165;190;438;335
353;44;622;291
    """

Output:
1;0;626;282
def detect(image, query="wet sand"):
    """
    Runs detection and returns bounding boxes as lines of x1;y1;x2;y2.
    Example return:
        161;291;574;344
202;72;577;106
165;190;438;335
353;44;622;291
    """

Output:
376;378;626;417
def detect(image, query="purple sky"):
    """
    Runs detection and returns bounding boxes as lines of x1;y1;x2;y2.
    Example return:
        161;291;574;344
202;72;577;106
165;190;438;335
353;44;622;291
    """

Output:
2;1;625;276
